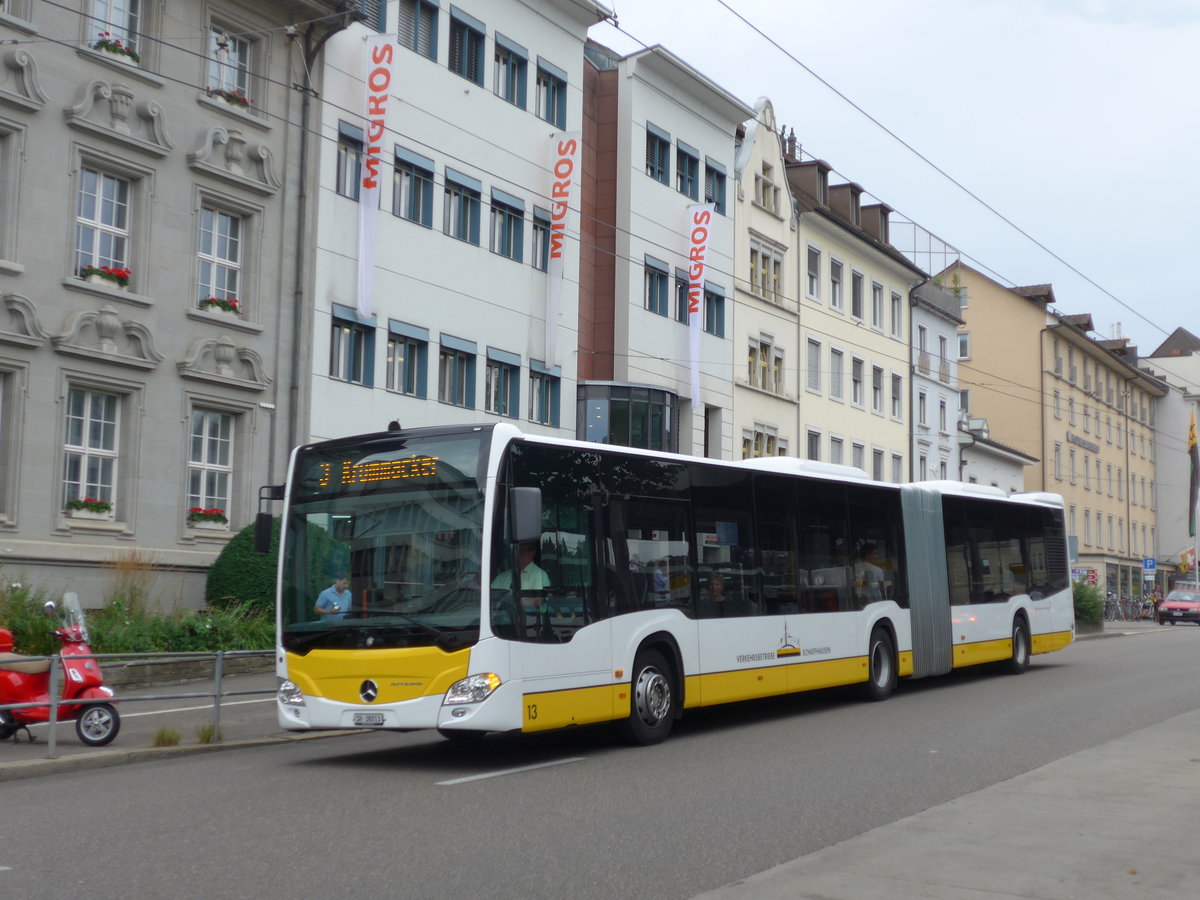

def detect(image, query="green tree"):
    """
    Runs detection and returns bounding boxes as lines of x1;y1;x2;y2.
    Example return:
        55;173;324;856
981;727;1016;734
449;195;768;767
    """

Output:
1073;579;1103;625
205;518;280;613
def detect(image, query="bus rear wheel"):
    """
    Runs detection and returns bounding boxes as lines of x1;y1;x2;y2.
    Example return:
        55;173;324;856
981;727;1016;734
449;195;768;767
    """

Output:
1007;618;1031;674
619;649;677;745
863;628;896;702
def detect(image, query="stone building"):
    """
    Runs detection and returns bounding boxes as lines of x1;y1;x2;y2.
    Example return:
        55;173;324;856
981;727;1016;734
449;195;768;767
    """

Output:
0;0;358;606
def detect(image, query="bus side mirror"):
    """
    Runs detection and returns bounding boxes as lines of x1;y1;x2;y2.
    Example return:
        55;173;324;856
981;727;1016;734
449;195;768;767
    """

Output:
254;484;284;554
254;512;274;554
509;487;542;543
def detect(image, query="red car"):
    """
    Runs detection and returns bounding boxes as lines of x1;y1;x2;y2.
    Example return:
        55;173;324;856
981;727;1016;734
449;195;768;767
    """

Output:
1158;590;1200;625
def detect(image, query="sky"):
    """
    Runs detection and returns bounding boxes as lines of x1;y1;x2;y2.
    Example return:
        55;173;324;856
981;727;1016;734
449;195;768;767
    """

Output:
589;0;1200;357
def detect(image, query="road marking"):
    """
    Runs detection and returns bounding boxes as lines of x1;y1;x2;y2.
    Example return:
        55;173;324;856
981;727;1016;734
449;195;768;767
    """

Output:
436;756;586;785
121;698;273;719
17;698;273;728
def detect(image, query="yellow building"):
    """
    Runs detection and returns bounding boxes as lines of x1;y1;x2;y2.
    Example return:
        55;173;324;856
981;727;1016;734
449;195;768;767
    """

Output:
945;263;1166;598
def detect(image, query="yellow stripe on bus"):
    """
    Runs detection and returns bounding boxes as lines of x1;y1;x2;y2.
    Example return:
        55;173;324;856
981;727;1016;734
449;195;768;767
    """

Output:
951;629;1075;668
522;684;623;732
951;638;1013;668
1032;630;1074;654
696;656;869;705
523;655;886;730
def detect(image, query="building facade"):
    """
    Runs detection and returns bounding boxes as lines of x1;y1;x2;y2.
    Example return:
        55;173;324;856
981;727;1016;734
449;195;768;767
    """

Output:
309;0;609;445
910;280;963;481
730;99;800;459
0;0;349;606
579;41;752;458
947;263;1166;599
1142;328;1200;588
787;157;924;479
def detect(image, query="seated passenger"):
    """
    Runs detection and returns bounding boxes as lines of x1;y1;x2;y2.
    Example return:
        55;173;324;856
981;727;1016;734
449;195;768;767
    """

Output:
854;544;887;604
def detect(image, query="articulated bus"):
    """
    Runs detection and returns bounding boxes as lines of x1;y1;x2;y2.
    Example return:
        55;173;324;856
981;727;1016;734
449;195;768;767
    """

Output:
271;423;1074;744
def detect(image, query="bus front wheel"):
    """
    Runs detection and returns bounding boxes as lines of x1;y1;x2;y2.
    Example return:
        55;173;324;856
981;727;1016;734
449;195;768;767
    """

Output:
619;649;677;745
1007;618;1031;674
863;628;896;702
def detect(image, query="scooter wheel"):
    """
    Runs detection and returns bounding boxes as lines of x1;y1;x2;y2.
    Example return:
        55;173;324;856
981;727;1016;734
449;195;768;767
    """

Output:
0;709;17;741
76;703;120;746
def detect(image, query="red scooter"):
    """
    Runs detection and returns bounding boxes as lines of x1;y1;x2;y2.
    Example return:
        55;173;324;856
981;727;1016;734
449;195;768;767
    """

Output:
0;592;120;745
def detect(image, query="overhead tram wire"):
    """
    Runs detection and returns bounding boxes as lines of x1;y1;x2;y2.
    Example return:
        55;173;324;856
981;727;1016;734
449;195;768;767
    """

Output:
701;0;1171;342
26;1;1172;428
15;8;1124;421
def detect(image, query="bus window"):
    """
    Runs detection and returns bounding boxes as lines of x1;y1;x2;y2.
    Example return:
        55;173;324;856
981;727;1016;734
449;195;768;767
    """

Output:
752;476;802;615
846;484;906;609
943;497;1067;605
796;480;851;613
1028;506;1069;596
496;442;600;642
693;467;757;617
606;497;691;614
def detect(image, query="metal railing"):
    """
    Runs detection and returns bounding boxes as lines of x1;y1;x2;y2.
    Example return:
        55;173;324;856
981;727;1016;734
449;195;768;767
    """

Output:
0;649;273;759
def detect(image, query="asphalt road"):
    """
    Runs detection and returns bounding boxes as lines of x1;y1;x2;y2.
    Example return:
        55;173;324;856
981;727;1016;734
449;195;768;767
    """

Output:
2;627;1198;899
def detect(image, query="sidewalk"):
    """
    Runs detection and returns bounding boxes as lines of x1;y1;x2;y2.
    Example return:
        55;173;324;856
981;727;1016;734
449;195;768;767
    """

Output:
0;671;354;782
695;618;1195;900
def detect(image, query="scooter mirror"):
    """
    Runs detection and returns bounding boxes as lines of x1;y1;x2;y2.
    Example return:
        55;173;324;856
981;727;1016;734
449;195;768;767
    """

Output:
43;600;56;616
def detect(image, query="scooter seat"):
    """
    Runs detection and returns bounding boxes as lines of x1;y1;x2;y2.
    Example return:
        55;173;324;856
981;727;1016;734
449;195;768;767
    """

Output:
0;652;51;675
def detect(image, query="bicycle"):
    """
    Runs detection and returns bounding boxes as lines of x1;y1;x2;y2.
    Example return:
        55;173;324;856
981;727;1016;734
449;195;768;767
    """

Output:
1104;596;1120;621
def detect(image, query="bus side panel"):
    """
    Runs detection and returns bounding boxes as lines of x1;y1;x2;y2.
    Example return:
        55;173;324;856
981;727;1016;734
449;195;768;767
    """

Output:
901;485;953;677
697;613;862;705
1031;585;1075;653
514;618;618;732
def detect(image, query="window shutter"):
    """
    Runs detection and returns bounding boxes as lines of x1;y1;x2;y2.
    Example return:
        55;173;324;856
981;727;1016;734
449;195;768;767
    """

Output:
449;23;464;73
358;0;386;32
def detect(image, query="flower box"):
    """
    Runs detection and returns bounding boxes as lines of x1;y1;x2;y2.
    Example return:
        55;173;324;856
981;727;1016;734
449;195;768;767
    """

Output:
87;273;127;291
187;507;229;530
68;508;112;521
199;298;240;316
190;519;228;532
92;32;140;65
81;265;131;290
207;88;252;110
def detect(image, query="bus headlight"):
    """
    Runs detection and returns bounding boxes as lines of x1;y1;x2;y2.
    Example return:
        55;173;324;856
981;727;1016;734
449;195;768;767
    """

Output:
277;679;306;707
444;673;502;705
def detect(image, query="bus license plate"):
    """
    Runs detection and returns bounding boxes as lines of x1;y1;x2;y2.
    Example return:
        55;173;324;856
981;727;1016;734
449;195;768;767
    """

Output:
353;713;384;726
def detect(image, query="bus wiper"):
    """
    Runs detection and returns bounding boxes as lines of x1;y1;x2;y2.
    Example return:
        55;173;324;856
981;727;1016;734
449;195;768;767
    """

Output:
363;610;465;651
285;627;341;651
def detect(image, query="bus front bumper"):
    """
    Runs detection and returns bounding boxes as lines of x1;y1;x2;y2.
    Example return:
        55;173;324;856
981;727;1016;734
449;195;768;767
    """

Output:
276;680;522;733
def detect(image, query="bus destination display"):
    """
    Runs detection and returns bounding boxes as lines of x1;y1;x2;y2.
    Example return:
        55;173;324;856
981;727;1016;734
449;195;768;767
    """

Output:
315;455;440;489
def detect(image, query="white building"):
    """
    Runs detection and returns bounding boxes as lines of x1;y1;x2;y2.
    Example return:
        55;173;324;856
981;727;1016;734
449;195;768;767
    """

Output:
579;42;753;458
786;157;924;479
309;0;609;443
910;280;963;481
958;420;1036;493
730;99;801;459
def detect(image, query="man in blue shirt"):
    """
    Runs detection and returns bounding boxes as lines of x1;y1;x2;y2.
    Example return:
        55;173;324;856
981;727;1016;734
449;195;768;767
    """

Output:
315;573;351;620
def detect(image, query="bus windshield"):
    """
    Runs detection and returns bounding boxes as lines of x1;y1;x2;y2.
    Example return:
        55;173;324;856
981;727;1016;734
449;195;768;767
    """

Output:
279;429;490;654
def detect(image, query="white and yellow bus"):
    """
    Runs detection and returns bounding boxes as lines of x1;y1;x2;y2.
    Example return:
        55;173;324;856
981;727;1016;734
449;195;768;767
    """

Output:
271;423;1074;744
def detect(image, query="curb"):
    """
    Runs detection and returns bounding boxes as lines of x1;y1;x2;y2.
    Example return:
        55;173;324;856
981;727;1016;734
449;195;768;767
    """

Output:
1076;624;1164;640
0;729;365;784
